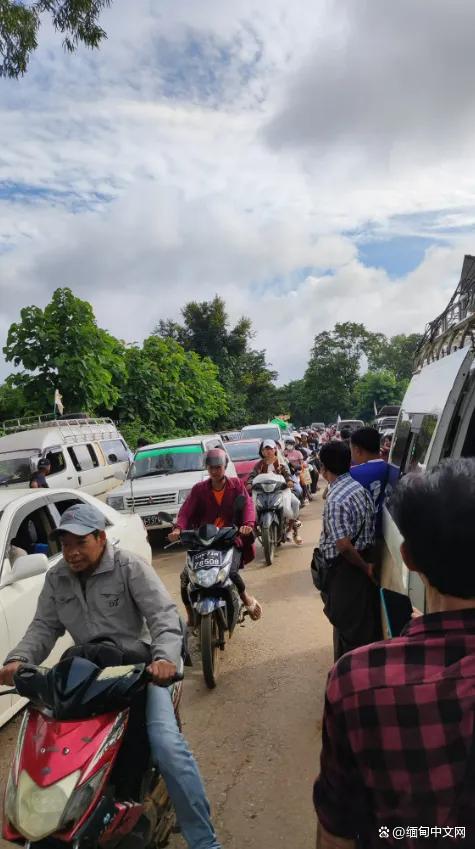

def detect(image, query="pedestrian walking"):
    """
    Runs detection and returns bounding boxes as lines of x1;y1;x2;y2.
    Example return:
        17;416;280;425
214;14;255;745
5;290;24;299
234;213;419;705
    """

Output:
314;440;379;661
314;458;475;849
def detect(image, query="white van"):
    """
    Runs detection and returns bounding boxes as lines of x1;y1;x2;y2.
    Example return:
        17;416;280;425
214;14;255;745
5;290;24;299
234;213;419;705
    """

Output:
241;423;283;443
107;434;237;529
382;255;475;610
0;415;130;497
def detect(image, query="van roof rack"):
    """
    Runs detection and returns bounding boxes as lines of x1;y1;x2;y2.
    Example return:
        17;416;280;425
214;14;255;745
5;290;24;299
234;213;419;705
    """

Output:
0;413;120;444
415;254;475;369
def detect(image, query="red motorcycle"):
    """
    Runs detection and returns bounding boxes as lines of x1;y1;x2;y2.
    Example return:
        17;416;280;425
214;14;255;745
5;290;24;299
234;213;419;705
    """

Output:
1;656;183;848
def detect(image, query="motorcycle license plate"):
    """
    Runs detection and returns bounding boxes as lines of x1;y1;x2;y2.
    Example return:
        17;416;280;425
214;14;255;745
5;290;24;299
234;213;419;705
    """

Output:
143;514;160;527
190;551;224;570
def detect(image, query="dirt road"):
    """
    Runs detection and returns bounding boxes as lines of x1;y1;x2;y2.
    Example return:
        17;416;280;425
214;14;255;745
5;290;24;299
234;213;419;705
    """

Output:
0;495;332;849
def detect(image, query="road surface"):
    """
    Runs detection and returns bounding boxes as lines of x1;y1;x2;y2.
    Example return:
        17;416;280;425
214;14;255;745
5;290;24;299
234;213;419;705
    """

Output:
0;494;332;849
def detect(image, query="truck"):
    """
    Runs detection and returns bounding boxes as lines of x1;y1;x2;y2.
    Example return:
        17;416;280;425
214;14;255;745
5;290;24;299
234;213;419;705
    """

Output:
382;254;475;611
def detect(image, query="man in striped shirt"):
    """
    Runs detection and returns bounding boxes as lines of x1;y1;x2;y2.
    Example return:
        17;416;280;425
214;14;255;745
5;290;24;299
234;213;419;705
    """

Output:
318;440;380;660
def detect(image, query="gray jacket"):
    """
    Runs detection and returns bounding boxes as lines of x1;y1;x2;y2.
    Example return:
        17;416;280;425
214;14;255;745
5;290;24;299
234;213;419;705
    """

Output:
5;543;183;668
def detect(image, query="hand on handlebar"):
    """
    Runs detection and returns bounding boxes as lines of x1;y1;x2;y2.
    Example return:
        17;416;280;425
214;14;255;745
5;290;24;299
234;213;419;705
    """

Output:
146;659;181;685
0;661;22;687
239;525;254;536
168;528;181;543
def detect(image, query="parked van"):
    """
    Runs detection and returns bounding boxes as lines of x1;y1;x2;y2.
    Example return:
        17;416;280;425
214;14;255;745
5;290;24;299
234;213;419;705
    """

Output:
107;434;237;529
382;255;475;610
0;415;130;497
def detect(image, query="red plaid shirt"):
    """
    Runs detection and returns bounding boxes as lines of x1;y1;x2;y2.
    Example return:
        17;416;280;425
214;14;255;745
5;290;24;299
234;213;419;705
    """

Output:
314;610;475;847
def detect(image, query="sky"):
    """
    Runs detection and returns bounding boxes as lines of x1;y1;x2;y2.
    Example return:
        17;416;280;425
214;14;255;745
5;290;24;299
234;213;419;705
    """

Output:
1;0;475;386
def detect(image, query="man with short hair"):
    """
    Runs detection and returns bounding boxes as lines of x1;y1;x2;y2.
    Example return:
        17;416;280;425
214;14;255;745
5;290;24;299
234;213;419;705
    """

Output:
314;458;475;848
350;426;389;539
29;457;51;488
0;503;222;849
318;441;379;661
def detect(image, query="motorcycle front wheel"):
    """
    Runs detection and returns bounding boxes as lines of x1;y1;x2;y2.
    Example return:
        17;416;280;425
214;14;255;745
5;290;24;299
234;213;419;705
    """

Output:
201;613;221;689
261;524;274;565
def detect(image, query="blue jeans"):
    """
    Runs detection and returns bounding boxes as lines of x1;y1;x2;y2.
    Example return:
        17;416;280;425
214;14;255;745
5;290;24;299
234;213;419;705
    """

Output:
146;684;221;849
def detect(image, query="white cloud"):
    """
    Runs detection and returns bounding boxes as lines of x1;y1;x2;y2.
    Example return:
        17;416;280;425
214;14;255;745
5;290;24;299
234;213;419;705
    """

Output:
0;0;473;391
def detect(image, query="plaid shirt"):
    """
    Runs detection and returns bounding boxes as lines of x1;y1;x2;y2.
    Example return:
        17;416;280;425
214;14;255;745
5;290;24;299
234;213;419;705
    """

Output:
314;610;475;847
320;472;375;561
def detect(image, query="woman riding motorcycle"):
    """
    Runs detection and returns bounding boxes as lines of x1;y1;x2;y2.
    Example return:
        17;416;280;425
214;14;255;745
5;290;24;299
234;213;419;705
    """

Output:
168;448;262;623
247;440;303;545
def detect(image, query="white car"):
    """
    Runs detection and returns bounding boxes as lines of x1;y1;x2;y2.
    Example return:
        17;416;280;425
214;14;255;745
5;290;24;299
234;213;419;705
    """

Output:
0;487;152;728
107;435;237;529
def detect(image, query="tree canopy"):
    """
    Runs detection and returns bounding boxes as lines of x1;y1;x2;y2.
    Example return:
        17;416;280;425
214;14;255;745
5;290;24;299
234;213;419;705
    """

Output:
3;287;125;413
0;287;422;440
0;0;111;78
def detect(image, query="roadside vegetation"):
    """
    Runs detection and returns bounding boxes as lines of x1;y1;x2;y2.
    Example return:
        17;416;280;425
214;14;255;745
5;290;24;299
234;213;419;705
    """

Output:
0;288;421;442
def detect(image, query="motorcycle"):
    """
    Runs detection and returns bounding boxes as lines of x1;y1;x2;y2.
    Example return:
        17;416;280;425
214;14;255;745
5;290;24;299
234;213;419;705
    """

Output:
159;503;247;690
1;657;183;849
251;473;288;566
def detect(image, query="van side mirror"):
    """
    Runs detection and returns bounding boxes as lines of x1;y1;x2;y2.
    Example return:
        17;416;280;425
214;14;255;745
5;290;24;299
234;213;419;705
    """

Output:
108;453;118;464
2;554;48;587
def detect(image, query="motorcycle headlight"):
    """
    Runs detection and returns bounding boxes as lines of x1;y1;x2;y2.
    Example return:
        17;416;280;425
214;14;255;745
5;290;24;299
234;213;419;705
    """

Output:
255;493;265;507
178;489;192;504
195;567;220;587
60;767;107;829
107;495;124;510
10;769;80;842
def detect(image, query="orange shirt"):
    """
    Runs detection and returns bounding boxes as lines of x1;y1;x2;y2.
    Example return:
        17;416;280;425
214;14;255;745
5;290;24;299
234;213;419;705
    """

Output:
213;487;226;527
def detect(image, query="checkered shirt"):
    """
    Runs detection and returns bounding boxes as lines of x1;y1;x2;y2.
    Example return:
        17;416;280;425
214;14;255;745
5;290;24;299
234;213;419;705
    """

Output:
314;610;475;846
320;472;375;561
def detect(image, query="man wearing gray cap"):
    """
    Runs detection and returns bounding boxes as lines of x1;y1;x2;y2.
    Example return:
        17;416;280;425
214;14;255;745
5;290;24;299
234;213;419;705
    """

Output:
0;503;221;849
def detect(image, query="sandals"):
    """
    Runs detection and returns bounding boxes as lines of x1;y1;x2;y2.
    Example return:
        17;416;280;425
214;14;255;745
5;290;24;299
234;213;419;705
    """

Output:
245;597;262;621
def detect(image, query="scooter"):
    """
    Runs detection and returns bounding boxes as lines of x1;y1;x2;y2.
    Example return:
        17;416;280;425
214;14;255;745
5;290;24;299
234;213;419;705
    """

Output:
159;505;247;690
251;473;288;566
1;657;183;849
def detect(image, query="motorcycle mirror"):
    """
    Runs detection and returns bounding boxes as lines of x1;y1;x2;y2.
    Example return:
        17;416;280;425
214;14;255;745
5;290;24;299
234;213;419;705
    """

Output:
158;511;174;524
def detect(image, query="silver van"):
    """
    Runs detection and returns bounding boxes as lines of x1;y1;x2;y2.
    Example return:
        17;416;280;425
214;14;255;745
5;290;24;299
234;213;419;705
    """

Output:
382;255;475;610
0;415;130;497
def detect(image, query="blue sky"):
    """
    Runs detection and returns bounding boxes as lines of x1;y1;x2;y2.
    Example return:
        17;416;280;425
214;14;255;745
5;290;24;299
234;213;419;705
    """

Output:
1;0;475;383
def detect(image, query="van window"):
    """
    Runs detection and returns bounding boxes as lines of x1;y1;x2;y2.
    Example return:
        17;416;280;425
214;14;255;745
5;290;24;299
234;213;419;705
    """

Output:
405;415;438;474
390;418;411;471
45;450;66;475
390;413;437;475
101;439;129;464
68;444;98;472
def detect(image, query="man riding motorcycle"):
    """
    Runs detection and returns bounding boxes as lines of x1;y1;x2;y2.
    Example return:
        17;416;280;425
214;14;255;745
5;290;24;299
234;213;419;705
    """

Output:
247;440;303;545
0;503;221;849
168;448;262;622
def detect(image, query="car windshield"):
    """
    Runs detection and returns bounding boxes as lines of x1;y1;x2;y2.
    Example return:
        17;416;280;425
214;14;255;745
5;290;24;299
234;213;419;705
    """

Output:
0;450;38;485
241;426;281;441
133;445;205;478
227;440;261;461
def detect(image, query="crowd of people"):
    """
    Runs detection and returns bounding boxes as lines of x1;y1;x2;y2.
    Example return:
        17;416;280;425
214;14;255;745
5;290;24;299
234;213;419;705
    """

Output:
1;423;474;849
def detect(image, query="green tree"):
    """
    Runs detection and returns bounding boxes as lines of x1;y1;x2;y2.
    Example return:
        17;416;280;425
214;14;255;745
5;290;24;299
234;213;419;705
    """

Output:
155;295;277;427
115;336;228;439
352;370;401;422
276;379;310;427
0;377;30;421
304;323;369;423
366;333;422;383
3;287;126;413
0;0;111;78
